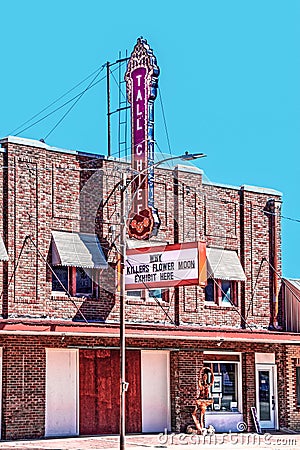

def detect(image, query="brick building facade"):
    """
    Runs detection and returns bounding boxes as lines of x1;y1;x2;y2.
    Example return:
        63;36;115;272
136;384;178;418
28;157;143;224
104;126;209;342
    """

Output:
0;135;298;439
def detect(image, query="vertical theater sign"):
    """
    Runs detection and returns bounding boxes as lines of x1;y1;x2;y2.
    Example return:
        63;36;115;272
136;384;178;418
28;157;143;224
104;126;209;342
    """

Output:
125;37;160;240
125;37;207;288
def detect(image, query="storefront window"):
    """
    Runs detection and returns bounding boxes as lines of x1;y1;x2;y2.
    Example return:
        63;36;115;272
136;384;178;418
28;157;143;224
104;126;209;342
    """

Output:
205;279;215;302
205;361;240;412
52;266;68;292
52;266;93;296
205;279;238;306
76;268;93;295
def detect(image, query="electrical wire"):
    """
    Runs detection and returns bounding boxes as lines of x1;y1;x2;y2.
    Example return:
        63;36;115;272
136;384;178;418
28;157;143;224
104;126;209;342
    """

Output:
158;87;172;156
0;236;29;303
27;235;88;323
211;278;254;331
9;65;106;136
110;69;127;101
12;62;122;138
43;67;104;141
0;157;298;224
245;258;266;319
14;76;105;137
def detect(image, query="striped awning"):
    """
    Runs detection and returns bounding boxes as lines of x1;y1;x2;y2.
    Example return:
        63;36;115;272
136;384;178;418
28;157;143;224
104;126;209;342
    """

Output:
52;231;108;269
0;236;8;261
206;247;246;281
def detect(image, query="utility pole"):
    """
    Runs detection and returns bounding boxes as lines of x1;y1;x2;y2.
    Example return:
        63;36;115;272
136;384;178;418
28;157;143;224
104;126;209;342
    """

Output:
106;61;111;157
119;172;127;450
118;154;205;450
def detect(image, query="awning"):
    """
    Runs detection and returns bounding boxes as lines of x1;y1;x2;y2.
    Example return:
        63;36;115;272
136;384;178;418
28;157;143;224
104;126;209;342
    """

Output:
51;231;108;269
0;236;8;261
206;247;246;281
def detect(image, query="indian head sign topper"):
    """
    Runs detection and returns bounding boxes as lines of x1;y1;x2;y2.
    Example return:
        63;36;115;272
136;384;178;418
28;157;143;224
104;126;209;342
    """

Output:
125;37;160;240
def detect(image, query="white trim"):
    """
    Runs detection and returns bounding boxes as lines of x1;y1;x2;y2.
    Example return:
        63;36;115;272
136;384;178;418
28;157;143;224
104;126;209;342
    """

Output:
0;135;105;159
241;184;282;197
255;353;275;364
255;364;277;429
237;356;243;414
75;349;79;435
273;365;279;430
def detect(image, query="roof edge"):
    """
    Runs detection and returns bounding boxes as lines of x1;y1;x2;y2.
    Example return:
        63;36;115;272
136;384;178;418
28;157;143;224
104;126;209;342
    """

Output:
0;136;105;159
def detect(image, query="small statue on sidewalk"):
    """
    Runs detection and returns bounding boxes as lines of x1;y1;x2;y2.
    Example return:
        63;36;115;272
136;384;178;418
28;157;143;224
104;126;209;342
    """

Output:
189;366;215;435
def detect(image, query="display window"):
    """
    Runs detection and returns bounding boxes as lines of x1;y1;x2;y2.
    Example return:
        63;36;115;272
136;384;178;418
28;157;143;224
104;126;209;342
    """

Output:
204;354;242;413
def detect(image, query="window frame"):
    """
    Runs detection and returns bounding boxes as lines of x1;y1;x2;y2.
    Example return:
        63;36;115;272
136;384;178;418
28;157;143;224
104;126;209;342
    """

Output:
51;266;97;298
126;288;169;303
205;278;238;307
204;352;242;414
51;266;69;294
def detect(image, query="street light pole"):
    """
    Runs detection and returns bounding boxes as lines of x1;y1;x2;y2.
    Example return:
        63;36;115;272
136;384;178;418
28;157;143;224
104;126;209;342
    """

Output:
120;172;127;450
118;152;206;450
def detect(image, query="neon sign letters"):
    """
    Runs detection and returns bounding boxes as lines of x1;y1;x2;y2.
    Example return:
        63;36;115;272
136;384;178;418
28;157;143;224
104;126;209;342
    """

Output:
125;38;160;240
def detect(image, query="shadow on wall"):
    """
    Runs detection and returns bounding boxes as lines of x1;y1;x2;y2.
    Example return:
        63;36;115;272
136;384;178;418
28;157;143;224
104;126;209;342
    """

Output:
73;288;117;322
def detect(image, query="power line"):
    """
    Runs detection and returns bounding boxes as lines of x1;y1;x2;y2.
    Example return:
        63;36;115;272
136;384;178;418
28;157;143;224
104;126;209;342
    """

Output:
211;278;254;331
43;67;104;141
12;62;122;138
14;75;105;136
158;87;172;157
110;69;127;101
0;149;299;224
9;65;106;136
27;235;88;323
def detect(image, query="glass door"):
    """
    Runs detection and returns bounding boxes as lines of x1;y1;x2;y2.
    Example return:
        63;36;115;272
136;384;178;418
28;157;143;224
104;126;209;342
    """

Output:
256;364;276;429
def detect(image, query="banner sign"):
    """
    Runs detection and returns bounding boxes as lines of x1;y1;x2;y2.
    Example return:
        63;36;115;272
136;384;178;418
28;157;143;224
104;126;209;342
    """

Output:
125;242;206;290
125;38;160;240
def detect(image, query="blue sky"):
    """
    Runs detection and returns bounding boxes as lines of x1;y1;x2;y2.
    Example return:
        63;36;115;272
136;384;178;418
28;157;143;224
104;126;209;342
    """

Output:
1;0;299;277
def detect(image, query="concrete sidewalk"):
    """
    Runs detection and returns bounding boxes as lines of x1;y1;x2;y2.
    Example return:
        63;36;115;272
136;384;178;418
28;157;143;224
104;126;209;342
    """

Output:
0;432;299;450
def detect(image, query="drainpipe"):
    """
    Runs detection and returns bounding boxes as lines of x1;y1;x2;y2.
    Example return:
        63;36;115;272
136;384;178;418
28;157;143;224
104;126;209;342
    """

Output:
264;199;280;329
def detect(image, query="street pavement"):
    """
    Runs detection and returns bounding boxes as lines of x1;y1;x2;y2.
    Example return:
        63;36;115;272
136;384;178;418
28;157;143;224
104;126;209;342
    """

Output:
0;432;299;450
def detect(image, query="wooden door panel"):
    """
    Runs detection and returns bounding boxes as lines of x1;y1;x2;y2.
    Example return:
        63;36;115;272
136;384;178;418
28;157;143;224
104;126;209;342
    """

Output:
126;350;142;433
79;349;141;435
79;350;97;435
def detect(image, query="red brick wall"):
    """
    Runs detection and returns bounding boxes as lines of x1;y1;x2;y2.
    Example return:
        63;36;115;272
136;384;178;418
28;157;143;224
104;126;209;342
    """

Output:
0;141;282;331
0;333;289;439
285;346;300;430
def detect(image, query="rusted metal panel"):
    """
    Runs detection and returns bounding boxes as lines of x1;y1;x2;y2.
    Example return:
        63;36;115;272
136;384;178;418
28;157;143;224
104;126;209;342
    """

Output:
126;350;142;433
79;349;141;435
284;279;300;333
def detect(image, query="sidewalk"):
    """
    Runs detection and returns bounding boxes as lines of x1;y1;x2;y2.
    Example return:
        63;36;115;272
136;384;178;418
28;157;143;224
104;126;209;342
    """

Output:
0;432;299;450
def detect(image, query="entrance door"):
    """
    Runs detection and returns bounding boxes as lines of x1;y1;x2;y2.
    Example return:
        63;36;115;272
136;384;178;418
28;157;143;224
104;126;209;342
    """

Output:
256;364;276;429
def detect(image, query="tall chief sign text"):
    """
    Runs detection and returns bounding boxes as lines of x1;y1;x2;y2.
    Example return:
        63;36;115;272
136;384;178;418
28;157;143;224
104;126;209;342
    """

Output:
125;38;160;239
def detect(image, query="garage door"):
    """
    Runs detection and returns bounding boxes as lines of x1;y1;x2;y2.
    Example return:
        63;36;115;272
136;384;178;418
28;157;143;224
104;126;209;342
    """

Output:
141;351;171;432
45;349;78;437
79;349;141;434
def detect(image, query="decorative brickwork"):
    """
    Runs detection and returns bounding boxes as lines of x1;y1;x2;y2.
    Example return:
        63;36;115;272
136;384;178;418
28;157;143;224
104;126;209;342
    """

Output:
0;137;296;439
